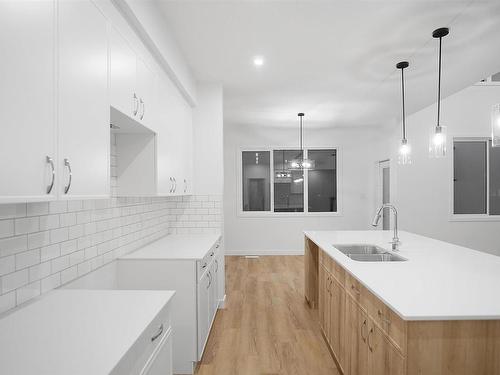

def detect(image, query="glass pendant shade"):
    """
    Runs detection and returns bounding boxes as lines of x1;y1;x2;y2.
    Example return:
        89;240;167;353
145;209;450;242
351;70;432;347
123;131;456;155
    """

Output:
398;139;412;165
288;158;315;170
429;125;447;157
492;104;500;147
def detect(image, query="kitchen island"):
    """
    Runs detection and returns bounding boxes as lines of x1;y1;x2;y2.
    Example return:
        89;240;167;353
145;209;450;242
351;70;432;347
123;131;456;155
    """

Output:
304;230;500;375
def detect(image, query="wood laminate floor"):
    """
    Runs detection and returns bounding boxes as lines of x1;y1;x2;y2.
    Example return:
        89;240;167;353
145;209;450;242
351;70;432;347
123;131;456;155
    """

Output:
195;255;339;375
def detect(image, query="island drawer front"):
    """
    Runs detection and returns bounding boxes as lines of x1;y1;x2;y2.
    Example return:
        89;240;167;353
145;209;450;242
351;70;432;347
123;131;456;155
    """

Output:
321;250;345;286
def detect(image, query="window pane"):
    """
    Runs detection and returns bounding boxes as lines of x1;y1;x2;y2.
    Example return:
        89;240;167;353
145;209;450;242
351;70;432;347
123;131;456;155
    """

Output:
453;141;487;214
242;151;270;211
308;149;337;212
489;141;500;215
273;150;304;212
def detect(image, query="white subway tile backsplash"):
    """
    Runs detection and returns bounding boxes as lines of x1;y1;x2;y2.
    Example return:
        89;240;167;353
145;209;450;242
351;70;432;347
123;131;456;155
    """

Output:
14;217;39;235
16;281;40;305
2;269;28;293
0;203;26;220
0;194;222;313
27;202;49;217
15;249;40;270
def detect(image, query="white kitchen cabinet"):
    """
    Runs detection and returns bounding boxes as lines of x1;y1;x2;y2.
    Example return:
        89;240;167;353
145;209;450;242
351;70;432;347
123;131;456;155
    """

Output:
136;57;158;129
197;267;211;360
58;0;109;198
0;0;56;202
156;72;194;196
110;26;137;120
139;326;173;375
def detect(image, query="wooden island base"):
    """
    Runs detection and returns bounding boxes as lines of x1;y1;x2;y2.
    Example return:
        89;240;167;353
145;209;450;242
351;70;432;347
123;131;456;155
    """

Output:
304;236;500;375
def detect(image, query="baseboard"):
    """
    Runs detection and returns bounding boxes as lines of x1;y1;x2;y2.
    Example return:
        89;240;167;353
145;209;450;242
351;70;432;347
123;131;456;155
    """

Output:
225;249;304;256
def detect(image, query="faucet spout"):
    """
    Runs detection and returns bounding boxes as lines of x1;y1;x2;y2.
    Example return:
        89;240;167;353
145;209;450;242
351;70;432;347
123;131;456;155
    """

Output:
371;204;400;251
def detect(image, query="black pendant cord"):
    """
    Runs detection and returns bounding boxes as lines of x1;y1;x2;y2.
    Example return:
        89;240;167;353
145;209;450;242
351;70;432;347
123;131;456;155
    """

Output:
298;113;304;160
437;36;442;128
401;67;406;141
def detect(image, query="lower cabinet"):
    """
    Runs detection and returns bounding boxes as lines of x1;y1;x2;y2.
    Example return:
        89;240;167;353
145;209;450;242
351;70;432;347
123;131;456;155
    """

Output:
319;251;405;375
139;326;173;375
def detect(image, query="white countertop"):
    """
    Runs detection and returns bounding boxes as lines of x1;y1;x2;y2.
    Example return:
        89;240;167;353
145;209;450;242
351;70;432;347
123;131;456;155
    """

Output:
0;289;175;375
305;230;500;321
120;233;221;261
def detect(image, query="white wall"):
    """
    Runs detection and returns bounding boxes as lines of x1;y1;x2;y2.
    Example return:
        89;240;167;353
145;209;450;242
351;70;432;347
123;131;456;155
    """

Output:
193;84;224;196
381;84;500;256
223;124;381;254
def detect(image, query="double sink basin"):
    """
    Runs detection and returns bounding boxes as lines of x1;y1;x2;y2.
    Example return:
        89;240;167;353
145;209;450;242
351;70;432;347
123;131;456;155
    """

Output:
333;244;407;262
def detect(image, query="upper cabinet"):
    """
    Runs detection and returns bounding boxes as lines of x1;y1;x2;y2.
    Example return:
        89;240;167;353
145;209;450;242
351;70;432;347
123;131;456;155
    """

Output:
58;0;109;198
109;27;158;129
0;1;57;202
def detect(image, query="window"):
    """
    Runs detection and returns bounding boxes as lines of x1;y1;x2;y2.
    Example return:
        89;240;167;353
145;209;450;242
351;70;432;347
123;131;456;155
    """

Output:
453;139;500;217
240;148;339;214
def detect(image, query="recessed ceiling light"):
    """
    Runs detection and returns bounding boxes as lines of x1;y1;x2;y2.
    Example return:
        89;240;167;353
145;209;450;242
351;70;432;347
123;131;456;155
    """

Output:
253;56;264;67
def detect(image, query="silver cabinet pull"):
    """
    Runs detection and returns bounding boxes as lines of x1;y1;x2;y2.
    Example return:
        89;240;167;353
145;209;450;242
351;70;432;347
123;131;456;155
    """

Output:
46;156;55;194
184;178;187;193
151;324;164;342
63;158;72;194
216;243;220;249
215;259;219;273
139;98;145;120
132;93;139;116
207;271;212;288
173;177;176;193
367;327;374;352
351;284;361;295
169;177;173;193
201;262;207;269
361;319;367;342
377;309;391;325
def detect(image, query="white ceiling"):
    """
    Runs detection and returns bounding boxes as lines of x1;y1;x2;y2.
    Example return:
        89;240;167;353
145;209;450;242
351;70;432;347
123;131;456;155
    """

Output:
158;0;500;129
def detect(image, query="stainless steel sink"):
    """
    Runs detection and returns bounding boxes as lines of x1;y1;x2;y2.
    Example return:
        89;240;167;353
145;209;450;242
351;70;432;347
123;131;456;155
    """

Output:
332;244;407;262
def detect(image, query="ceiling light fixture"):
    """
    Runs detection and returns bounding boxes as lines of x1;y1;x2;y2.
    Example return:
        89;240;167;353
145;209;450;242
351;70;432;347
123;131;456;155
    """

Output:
492;104;500;147
253;56;264;67
289;113;315;170
396;61;411;165
429;27;450;158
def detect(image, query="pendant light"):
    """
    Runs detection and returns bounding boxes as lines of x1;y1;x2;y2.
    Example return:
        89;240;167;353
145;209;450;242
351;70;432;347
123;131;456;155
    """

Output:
492;104;500;147
289;113;315;170
429;27;450;158
275;149;291;180
397;61;411;165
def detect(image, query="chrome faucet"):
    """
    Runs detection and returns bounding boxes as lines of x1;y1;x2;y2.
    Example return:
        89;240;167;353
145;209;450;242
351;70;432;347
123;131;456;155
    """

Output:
372;204;400;251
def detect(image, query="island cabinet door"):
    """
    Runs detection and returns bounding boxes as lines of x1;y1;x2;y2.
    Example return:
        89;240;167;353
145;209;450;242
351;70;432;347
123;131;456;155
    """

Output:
318;264;330;339
368;321;405;375
330;277;346;370
345;297;369;375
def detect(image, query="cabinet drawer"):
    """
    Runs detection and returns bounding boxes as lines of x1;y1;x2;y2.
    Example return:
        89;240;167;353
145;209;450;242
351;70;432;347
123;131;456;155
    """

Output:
369;297;406;353
321;251;345;286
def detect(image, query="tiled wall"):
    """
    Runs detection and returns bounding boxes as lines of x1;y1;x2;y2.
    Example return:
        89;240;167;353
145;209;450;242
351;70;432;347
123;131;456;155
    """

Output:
0;194;222;314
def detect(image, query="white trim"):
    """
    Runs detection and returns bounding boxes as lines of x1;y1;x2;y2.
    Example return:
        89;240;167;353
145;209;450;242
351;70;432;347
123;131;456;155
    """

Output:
217;294;227;309
236;145;342;217
449;214;500;222
225;249;304;256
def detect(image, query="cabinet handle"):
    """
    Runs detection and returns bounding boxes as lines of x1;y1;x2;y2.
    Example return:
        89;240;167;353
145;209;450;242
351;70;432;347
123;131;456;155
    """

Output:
360;319;367;342
368;327;374;352
169;177;173;193
139;98;145;120
63;158;72;194
202;262;207;269
184;178;187;193
216;243;220;249
210;251;215;257
173;177;177;192
46;156;55;194
207;271;212;288
132;93;139;116
377;309;391;325
329;279;333;296
215;259;219;273
350;284;360;295
151;324;164;342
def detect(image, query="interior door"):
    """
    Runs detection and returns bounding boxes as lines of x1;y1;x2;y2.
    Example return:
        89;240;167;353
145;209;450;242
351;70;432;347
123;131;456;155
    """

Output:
0;0;56;202
368;322;405;375
346;297;369;375
58;0;109;198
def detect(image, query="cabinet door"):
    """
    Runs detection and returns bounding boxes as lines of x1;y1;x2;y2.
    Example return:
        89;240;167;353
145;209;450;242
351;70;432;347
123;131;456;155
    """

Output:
58;0;109;198
178;100;193;195
346;297;369;375
0;0;56;202
197;271;210;360
368;322;405;375
156;75;179;196
141;328;173;375
109;26;137;118
330;277;346;369
208;267;217;325
319;265;327;334
136;57;157;129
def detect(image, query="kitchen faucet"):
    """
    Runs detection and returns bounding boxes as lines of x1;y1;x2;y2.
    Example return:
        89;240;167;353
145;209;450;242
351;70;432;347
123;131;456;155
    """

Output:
372;204;400;251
